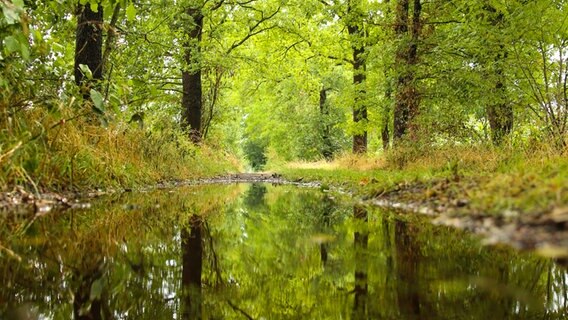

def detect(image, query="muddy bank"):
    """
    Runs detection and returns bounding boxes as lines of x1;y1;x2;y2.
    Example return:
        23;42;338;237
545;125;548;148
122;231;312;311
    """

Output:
370;179;568;260
0;173;321;214
3;173;567;260
198;172;286;184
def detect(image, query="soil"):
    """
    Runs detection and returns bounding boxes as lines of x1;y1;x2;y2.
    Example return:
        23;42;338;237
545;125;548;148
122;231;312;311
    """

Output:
0;173;320;215
371;178;568;261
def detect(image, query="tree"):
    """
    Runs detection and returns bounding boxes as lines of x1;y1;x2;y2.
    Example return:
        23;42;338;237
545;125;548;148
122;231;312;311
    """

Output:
511;0;568;149
347;0;368;153
181;2;205;143
393;0;421;144
319;87;334;159
74;2;104;99
484;4;513;145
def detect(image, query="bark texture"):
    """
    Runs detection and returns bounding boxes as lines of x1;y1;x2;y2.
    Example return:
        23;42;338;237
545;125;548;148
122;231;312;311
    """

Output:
486;8;513;145
320;88;333;159
74;3;104;98
393;0;421;143
182;7;204;143
347;0;368;154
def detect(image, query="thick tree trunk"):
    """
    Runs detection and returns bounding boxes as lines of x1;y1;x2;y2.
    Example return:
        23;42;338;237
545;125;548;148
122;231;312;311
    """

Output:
319;88;333;159
486;10;513;145
352;51;368;154
74;3;104;99
347;1;367;154
487;71;513;145
393;0;421;144
182;8;204;143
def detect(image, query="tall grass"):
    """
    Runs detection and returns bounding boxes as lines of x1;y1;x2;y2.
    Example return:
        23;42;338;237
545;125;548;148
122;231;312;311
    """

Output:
0;106;241;192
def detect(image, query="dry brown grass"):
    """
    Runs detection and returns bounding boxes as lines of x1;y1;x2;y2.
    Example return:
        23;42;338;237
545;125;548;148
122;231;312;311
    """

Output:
285;152;387;172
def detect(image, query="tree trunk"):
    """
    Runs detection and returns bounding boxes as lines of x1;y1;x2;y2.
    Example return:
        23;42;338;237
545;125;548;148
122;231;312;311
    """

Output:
320;87;333;159
74;3;104;99
382;79;392;150
393;0;421;144
382;0;392;150
486;9;513;145
347;1;368;154
487;68;513;145
182;7;204;143
101;3;121;77
352;51;368;154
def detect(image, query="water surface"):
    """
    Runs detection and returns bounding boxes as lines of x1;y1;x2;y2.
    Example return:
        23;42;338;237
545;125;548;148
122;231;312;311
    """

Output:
0;183;567;319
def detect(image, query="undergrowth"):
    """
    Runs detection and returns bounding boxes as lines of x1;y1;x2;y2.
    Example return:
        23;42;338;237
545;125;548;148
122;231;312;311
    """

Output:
275;143;567;216
0;106;241;192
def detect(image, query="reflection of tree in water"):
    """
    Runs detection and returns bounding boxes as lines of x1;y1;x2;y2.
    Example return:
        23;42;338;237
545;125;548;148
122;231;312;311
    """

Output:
352;206;369;319
243;183;268;210
319;195;336;266
72;257;109;320
180;213;257;319
394;219;422;319
181;215;203;320
3;186;568;319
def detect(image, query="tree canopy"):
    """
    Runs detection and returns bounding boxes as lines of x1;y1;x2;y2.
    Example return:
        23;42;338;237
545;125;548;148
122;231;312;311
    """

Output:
1;0;566;168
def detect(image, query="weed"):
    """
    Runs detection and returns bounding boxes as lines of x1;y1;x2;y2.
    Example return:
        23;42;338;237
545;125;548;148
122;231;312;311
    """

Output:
0;106;241;192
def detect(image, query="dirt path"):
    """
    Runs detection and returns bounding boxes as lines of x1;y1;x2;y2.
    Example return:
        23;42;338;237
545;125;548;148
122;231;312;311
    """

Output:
0;173;315;214
200;172;285;183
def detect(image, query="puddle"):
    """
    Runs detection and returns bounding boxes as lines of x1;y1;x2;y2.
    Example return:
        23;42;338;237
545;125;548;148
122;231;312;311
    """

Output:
0;183;567;319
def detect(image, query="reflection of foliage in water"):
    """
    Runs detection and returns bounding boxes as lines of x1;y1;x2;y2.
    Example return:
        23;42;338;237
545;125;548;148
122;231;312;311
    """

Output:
243;183;268;210
0;184;567;319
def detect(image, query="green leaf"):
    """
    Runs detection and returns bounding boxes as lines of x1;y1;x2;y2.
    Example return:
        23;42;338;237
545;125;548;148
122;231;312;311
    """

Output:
4;36;20;54
89;278;104;300
79;64;93;80
90;2;100;12
90;89;105;114
126;3;137;22
19;43;29;60
2;6;20;24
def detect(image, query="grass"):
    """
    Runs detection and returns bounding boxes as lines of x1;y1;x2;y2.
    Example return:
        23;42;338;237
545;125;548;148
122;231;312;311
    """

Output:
272;144;568;217
0;106;241;193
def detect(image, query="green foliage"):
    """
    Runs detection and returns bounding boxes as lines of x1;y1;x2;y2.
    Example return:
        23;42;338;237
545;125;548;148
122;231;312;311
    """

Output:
243;137;268;171
1;0;567;190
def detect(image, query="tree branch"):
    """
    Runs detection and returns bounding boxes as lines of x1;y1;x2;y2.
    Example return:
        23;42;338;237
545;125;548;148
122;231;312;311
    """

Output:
226;7;281;54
